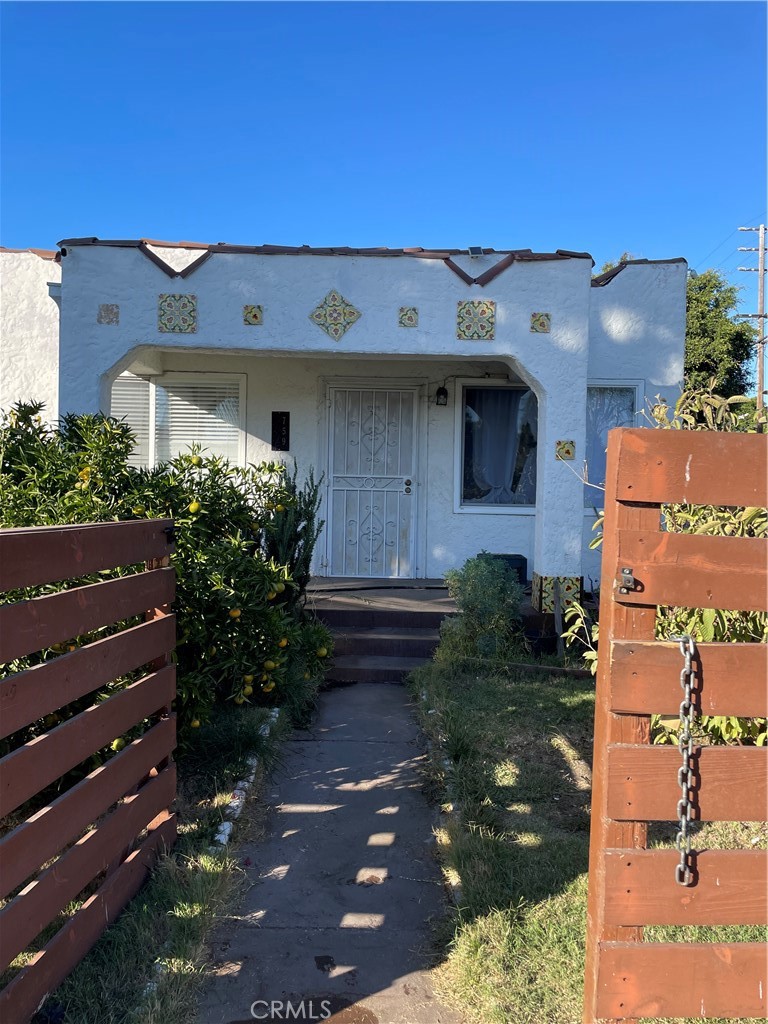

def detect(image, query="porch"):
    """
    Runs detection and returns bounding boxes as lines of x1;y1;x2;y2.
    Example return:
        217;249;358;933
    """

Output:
307;576;554;682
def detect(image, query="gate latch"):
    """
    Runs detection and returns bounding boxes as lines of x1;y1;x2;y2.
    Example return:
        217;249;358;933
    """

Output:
618;566;636;594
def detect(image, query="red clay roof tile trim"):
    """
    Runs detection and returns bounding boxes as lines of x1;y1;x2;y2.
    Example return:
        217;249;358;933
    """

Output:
56;237;596;262
443;258;475;286
0;247;59;260
590;257;688;287
474;253;516;287
136;241;213;280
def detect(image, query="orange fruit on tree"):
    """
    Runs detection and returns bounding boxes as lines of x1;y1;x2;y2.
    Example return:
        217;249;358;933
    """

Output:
317;646;328;658
264;659;276;671
190;719;201;729
278;638;288;648
262;681;276;693
243;685;254;696
188;500;201;514
243;674;254;684
229;608;242;619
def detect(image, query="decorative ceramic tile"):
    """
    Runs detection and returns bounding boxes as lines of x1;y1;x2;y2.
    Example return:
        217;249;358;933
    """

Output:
97;303;119;326
532;573;581;613
309;290;362;341
399;306;419;328
530;312;551;333
243;304;263;325
456;299;496;341
555;439;576;461
158;294;197;333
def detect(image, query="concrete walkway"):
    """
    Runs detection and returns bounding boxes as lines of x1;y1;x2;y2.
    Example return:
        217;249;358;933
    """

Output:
196;684;463;1024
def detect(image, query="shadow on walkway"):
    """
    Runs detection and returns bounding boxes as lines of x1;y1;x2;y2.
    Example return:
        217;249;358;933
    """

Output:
196;683;463;1024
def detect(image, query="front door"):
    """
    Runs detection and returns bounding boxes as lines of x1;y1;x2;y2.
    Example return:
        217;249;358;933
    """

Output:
328;387;418;578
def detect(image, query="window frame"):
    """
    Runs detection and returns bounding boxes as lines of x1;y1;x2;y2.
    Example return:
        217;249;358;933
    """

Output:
112;371;247;468
453;378;537;515
583;378;644;513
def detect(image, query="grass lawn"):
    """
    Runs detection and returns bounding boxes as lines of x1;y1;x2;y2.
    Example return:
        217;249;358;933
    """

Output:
14;703;292;1024
409;662;767;1024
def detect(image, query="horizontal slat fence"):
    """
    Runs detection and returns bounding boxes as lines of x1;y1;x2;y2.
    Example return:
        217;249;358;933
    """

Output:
0;520;177;1023
583;428;768;1023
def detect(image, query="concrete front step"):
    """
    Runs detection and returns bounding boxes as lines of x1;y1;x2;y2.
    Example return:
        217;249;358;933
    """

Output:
317;606;449;630
325;654;429;684
331;625;440;658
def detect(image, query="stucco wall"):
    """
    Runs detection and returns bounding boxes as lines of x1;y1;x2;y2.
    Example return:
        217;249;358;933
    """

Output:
589;261;688;396
56;243;686;581
140;350;536;578
0;251;61;418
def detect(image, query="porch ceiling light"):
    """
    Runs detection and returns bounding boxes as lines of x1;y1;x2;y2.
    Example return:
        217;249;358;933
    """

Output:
435;386;448;406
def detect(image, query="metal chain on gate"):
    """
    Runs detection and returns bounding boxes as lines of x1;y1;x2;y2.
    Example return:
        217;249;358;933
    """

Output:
674;635;698;886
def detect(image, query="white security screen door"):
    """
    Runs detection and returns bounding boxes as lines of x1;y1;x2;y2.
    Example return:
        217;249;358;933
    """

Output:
328;388;418;578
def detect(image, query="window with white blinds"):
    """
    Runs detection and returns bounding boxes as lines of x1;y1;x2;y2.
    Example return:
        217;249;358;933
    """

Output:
155;378;243;463
111;373;151;468
110;373;245;467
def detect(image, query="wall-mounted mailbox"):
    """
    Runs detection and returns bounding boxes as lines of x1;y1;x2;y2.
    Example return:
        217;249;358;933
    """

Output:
271;411;290;452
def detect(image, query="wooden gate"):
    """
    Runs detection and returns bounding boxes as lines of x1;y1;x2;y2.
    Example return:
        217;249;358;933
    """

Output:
0;520;177;1022
584;428;768;1022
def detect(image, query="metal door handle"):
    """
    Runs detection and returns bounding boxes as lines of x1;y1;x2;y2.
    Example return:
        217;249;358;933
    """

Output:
404;479;412;486
404;487;411;494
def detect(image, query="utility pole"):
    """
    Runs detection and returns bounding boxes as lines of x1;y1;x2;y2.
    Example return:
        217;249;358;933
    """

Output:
738;224;766;411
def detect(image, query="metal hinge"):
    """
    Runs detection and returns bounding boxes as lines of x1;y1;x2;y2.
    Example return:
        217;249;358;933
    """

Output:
618;566;636;594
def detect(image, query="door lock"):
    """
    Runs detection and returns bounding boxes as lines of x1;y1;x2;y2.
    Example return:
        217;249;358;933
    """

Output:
404;479;412;486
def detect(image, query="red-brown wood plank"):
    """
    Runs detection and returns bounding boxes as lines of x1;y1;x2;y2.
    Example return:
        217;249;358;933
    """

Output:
596;942;768;1020
0;664;175;817
611;428;768;507
583;440;658;1023
615;531;767;612
604;849;768;926
0;765;176;968
607;744;768;822
0;716;175;900
0;615;176;739
0;813;176;1024
610;640;768;716
0;519;174;590
0;567;175;663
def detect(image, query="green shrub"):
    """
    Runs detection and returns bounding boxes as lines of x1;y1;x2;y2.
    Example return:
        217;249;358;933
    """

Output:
0;401;333;747
437;553;527;664
562;384;767;746
262;465;325;611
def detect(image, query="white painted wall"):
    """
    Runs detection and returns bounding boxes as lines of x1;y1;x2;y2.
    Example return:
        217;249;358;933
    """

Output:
589;261;687;395
132;350;536;578
56;242;687;581
0;250;61;419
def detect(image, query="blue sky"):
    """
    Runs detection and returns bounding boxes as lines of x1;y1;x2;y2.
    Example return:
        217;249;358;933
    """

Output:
1;1;765;312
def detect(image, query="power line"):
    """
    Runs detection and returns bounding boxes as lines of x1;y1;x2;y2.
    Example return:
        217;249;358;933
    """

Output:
738;225;767;413
694;210;767;271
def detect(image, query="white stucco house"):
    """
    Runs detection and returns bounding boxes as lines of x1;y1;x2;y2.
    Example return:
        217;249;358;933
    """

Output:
1;238;687;608
0;247;61;415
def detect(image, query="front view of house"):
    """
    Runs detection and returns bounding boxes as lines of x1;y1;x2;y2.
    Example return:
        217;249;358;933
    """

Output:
52;239;687;607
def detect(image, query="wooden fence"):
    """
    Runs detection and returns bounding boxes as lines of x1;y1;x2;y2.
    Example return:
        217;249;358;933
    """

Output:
0;520;177;1022
583;428;768;1022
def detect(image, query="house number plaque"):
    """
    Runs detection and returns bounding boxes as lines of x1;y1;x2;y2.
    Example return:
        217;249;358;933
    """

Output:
271;411;290;452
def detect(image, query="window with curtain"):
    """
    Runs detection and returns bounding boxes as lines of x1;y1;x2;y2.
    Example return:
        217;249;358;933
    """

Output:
584;386;637;506
461;386;538;506
110;373;244;467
